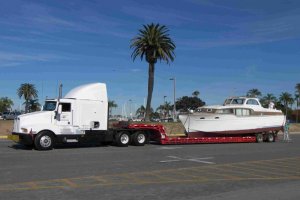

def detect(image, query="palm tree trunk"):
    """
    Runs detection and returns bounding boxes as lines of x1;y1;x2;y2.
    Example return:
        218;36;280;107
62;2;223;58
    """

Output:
297;99;299;123
145;62;155;121
25;100;29;113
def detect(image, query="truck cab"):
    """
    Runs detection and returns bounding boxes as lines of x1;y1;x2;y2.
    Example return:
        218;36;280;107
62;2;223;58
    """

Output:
12;83;108;149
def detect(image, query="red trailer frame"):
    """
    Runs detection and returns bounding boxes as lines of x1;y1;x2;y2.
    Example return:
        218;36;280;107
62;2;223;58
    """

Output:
128;124;258;144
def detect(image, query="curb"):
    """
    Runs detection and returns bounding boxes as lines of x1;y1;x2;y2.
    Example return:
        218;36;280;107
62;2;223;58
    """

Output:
0;136;8;139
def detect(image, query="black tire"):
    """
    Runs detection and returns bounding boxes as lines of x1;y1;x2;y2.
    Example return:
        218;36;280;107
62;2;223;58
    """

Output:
266;133;275;142
131;131;147;146
34;131;55;150
256;133;264;143
115;131;130;147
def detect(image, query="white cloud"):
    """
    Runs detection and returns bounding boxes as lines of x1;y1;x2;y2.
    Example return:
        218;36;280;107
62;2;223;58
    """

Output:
0;51;66;68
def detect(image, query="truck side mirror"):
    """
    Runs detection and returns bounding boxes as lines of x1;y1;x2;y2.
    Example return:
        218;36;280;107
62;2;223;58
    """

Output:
58;104;62;114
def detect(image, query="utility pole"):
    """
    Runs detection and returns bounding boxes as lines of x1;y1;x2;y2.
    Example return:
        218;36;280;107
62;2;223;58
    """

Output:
163;95;167;118
170;77;176;122
58;83;63;99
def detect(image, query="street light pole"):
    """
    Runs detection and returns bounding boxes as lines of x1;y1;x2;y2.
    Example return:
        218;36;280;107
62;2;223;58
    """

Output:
169;77;176;122
129;99;132;120
163;95;167;118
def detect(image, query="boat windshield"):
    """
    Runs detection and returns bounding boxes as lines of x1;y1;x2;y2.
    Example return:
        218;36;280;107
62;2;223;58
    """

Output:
224;99;232;105
43;101;57;111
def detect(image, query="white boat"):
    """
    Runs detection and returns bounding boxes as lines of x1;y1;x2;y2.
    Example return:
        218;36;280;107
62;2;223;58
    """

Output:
179;97;285;137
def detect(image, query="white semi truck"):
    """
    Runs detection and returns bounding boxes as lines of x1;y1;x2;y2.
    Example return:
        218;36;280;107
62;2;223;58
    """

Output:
12;83;151;150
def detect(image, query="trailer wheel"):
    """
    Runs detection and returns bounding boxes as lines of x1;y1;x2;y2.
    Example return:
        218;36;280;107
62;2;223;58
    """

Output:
266;133;275;142
256;133;264;143
131;131;146;146
115;131;130;147
34;131;55;150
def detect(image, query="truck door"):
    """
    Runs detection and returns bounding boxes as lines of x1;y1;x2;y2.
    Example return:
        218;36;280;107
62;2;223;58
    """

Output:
57;103;72;126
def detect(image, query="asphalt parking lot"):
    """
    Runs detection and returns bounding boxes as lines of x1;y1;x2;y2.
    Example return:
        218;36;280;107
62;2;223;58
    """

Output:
0;134;299;200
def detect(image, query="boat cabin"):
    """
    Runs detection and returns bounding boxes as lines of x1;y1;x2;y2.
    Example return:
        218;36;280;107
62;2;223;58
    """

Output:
223;97;261;106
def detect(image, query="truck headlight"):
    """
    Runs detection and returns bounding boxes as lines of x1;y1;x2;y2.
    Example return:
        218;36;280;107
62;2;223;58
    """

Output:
21;128;28;133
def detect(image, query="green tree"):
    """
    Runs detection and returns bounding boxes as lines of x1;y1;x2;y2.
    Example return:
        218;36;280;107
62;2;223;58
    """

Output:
246;88;262;98
279;92;294;117
17;83;38;113
131;23;176;121
192;91;200;97
260;93;277;108
176;96;205;112
0;97;14;112
108;100;118;117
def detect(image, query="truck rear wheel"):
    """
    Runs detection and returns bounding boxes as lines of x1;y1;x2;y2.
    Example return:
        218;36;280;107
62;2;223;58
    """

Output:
115;131;130;147
266;133;275;142
34;131;55;150
256;133;264;143
131;131;146;146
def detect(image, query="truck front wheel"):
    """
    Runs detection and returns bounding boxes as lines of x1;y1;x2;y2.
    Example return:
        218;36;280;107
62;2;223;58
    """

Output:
34;131;55;150
115;131;130;147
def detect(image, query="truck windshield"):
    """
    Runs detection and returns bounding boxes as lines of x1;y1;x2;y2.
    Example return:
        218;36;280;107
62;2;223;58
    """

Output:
43;101;57;111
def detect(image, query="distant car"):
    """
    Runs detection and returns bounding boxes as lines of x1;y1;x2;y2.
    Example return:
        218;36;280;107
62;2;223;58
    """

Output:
2;111;20;120
160;118;174;122
132;118;144;122
0;112;2;120
150;118;160;122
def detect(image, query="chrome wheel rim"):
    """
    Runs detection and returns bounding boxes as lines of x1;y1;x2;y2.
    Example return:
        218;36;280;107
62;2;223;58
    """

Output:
120;134;129;144
40;135;51;148
137;134;145;144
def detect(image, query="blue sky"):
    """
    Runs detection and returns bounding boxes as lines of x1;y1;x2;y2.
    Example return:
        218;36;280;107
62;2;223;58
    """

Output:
0;0;299;114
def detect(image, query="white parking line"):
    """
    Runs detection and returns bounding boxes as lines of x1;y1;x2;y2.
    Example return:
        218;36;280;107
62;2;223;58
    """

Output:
157;147;182;150
160;156;215;164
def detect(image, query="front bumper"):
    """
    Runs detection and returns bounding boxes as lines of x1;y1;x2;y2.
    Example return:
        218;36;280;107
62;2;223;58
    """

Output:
12;132;34;145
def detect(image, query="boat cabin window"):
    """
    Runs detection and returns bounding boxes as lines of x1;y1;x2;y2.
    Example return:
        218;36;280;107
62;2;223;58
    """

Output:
246;99;259;105
231;99;245;105
196;108;202;112
215;109;234;114
234;108;251;116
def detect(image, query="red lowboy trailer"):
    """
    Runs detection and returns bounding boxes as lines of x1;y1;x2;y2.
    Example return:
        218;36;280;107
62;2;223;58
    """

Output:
127;124;268;145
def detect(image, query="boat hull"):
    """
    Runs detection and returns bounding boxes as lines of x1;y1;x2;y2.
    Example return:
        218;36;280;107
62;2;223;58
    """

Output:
179;114;285;137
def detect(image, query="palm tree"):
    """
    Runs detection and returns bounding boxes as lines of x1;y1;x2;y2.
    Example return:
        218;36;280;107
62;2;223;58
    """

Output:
260;93;277;108
295;94;299;123
27;99;41;112
136;105;146;118
295;83;300;94
295;83;300;123
156;101;172;118
192;91;200;97
279;92;294;116
17;83;38;113
108;100;118;117
131;23;176;121
246;89;262;98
